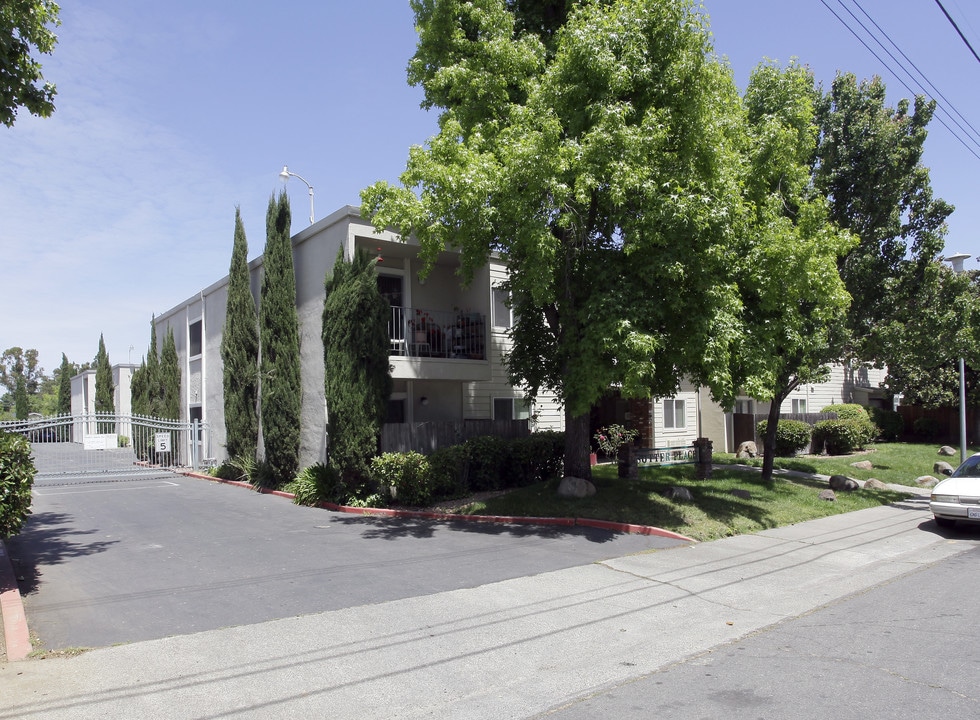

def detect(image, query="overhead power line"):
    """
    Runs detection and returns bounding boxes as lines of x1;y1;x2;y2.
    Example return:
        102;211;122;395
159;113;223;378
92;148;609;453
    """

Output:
934;0;980;66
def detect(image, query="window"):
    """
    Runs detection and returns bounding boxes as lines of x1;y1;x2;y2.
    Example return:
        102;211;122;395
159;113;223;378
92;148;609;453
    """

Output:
663;399;686;429
385;399;405;424
792;398;807;414
493;397;530;420
492;286;512;328
734;399;753;415
189;320;202;357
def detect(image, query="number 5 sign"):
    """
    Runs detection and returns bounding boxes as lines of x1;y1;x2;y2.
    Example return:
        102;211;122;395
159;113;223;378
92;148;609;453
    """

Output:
155;432;172;454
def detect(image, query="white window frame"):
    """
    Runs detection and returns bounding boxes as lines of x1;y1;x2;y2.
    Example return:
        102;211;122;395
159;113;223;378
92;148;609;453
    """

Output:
663;399;687;430
492;286;512;329
791;398;807;414
493;397;531;420
188;318;203;359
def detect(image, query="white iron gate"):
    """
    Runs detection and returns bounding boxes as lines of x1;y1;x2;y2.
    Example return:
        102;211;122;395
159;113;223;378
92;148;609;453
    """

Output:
0;413;212;477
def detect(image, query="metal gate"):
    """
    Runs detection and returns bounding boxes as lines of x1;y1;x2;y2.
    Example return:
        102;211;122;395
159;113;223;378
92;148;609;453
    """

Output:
0;413;212;478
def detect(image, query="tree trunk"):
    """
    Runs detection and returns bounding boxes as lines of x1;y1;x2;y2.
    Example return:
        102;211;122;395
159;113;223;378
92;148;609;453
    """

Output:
563;409;592;480
760;398;780;484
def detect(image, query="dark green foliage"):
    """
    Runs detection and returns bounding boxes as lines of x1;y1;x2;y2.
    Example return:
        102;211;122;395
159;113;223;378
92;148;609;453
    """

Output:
57;353;71;414
811;420;866;455
503;430;565;486
130;358;149;416
221;207;260;461
464;435;510;491
323;247;393;483
260;191;301;485
94;333;113;413
869;407;903;441
0;0;60;127
0;430;35;537
756;419;812;457
371;452;432;507
427;444;471;498
13;373;28;419
146;318;163;417
912;416;941;439
160;328;181;421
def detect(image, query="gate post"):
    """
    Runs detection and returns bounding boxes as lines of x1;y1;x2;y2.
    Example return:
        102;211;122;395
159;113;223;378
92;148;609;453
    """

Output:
191;419;200;470
693;437;713;479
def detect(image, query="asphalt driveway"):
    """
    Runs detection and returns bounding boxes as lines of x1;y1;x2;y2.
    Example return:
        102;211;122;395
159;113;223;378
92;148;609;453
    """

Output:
6;472;687;651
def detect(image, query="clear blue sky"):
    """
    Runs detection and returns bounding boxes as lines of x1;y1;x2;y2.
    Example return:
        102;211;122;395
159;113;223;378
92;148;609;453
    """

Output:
2;0;979;376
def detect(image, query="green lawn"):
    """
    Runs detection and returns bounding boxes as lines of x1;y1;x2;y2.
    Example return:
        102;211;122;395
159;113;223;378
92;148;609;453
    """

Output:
452;461;914;542
714;441;971;487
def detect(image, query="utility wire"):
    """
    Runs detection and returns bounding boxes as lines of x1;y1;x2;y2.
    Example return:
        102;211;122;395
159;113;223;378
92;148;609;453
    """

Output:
817;0;980;162
934;0;980;66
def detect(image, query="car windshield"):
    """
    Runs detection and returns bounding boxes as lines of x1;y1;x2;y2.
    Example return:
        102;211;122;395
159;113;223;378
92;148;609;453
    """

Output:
951;455;980;478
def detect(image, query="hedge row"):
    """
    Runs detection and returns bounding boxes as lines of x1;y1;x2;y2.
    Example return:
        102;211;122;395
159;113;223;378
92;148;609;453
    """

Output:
0;430;36;538
756;404;896;457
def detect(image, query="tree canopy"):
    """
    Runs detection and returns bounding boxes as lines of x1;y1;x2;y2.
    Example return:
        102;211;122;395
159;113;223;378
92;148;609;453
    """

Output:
0;0;60;127
364;0;745;477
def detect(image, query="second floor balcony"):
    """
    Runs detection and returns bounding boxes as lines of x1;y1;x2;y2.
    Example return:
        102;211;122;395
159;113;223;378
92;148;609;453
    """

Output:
389;306;487;361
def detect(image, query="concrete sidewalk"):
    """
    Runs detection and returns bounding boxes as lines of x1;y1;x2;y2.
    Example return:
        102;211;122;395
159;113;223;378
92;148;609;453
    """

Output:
0;496;968;719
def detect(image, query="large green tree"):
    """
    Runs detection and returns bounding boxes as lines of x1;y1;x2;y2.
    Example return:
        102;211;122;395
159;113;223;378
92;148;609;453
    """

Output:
56;352;71;414
94;334;114;432
0;0;60;127
814;73;956;370
259;191;301;484
220;207;260;461
323;247;393;483
363;0;744;478
0;347;43;399
732;61;856;482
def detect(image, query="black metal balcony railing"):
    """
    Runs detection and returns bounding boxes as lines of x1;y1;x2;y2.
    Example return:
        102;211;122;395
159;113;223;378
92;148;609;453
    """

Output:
389;306;486;360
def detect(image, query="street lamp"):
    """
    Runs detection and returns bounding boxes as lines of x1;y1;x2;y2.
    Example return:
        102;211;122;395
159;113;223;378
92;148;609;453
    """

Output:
945;252;971;464
279;165;315;225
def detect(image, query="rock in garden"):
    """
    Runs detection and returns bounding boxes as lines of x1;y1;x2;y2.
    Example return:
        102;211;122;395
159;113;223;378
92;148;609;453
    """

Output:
819;489;837;502
934;461;954;476
915;475;939;488
829;474;859;492
663;486;693;502
938;446;957;456
557;476;596;499
735;441;758;459
864;478;888;490
850;460;874;470
729;488;752;500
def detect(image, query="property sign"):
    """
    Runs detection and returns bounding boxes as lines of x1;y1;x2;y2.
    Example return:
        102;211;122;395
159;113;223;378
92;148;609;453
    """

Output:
154;432;172;454
637;446;699;466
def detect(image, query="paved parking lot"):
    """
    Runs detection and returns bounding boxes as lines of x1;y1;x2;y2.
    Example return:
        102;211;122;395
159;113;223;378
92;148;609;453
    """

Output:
6;471;687;651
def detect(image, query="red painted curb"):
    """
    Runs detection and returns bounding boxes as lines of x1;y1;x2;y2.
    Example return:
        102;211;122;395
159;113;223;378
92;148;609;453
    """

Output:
0;539;31;661
180;470;692;541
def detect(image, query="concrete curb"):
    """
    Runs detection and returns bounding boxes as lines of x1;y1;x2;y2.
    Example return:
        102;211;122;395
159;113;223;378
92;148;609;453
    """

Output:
182;470;697;542
0;538;31;662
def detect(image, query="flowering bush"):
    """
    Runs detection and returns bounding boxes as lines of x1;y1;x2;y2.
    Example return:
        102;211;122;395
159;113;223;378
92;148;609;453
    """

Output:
594;424;638;459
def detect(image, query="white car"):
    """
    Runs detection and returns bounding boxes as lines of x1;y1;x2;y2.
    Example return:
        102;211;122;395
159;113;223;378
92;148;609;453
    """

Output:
930;453;980;528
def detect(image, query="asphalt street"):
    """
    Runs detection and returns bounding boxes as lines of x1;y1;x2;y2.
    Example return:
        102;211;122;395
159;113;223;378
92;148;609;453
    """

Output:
536;540;980;719
5;471;686;651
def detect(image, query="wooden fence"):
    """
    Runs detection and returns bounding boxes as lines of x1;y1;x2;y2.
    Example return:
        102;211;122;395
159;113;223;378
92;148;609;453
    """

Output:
380;419;531;454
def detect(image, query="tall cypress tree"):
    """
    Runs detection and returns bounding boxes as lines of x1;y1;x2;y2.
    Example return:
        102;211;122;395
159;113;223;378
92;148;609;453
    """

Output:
160;327;181;421
94;333;114;431
147;317;163;417
323;247;392;482
220;207;260;461
57;353;71;415
259;191;301;484
131;357;149;416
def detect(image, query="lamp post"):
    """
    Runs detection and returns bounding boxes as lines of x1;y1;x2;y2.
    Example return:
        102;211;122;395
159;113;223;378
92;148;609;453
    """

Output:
945;252;971;465
279;165;314;225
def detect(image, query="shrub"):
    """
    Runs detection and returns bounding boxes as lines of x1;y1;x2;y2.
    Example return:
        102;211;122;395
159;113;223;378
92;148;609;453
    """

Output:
821;404;877;446
812;420;866;455
0;430;36;538
370;451;432;507
868;407;903;441
504;432;564;487
912;416;941;439
427;444;470;498
756;419;812;457
465;435;510;491
288;463;344;506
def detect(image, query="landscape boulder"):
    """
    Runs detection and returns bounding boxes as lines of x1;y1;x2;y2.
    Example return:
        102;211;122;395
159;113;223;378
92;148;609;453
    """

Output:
864;478;888;490
729;488;752;500
934;461;954;476
915;475;939;488
938;446;957;457
663;486;693;502
557;476;596;499
819;489;837;502
850;460;874;471
735;441;758;459
829;474;859;492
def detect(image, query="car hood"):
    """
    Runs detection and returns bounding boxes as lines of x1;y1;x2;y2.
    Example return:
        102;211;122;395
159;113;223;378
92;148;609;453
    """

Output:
932;476;980;496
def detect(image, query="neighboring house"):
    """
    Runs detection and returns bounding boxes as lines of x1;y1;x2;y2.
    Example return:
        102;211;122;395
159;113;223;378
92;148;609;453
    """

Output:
152;205;564;469
70;364;136;417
